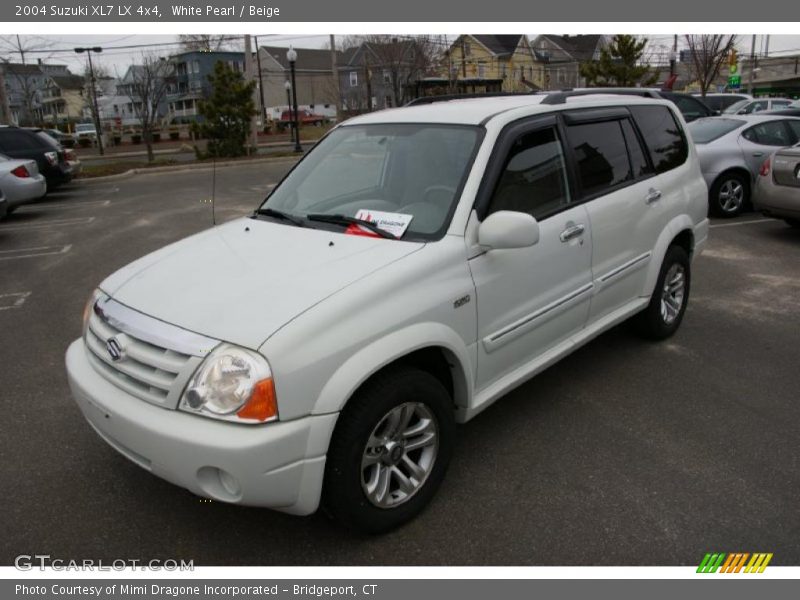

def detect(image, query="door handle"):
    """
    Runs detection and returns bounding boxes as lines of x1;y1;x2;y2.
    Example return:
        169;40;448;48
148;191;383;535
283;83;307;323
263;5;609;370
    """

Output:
645;188;662;204
752;151;764;157
560;224;585;242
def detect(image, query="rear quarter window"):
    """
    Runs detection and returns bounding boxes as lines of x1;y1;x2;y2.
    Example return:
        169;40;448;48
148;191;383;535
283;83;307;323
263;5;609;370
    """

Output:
629;105;689;174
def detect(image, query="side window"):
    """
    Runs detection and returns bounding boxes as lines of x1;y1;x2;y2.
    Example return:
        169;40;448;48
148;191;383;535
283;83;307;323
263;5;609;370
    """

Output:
620;119;652;179
744;100;769;114
487;127;571;220
566;120;632;196
785;120;800;143
0;131;40;150
629;106;689;174
742;121;793;146
772;100;791;108
672;96;708;121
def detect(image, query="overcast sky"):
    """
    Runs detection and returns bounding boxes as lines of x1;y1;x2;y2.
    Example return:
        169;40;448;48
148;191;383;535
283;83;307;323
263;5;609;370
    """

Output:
3;34;799;76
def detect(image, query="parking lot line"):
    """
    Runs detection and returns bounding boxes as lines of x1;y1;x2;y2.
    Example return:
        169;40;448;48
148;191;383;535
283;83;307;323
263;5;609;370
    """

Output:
709;218;775;229
0;217;95;231
0;245;72;261
0;292;31;311
22;199;110;211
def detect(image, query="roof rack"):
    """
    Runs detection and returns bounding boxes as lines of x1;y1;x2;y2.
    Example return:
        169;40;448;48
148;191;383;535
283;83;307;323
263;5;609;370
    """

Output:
405;92;539;107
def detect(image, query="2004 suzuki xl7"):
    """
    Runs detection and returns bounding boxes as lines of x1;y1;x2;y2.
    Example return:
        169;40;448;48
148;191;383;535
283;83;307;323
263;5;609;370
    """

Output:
66;93;709;533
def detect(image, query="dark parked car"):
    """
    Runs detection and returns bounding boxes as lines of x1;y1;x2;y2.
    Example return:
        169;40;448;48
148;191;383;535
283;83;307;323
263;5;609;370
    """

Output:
0;126;73;189
0;188;7;220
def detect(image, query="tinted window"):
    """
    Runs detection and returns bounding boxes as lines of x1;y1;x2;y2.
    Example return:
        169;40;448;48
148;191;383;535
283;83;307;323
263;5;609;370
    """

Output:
0;130;42;151
487;127;571;219
786;120;800;141
688;118;746;144
567;120;632;196
620;119;652;178
35;131;60;149
742;121;793;146
669;95;710;121
629;106;688;174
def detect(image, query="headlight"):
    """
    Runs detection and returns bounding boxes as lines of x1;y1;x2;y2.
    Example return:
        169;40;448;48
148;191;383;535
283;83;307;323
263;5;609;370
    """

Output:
82;289;102;335
180;344;278;424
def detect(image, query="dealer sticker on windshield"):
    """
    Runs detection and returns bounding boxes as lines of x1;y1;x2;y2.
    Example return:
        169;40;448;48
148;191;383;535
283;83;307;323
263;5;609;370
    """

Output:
354;210;414;237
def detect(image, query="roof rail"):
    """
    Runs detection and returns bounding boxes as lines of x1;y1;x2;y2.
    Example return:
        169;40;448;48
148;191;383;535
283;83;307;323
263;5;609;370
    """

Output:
405;92;538;106
540;88;662;105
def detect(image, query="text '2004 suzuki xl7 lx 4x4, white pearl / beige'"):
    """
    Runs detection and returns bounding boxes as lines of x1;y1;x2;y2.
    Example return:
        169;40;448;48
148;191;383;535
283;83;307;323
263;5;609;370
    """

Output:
66;93;709;533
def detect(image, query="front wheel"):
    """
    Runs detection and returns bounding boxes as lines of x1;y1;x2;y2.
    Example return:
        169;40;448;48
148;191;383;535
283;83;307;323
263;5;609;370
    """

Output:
710;173;749;218
323;366;455;534
635;245;691;340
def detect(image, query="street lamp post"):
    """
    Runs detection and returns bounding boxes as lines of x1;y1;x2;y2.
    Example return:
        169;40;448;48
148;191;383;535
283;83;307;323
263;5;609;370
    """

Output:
74;46;104;156
283;80;292;136
286;46;302;153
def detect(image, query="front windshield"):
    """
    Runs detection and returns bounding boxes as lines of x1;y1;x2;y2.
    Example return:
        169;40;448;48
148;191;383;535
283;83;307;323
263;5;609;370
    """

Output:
261;123;482;240
688;118;745;144
723;99;750;114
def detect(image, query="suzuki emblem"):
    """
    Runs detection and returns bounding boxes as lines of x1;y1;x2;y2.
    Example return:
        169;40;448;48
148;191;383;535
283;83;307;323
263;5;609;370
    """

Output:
106;337;124;361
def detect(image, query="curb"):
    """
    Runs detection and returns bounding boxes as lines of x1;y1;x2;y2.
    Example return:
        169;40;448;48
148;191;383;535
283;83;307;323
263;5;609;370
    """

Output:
74;154;303;184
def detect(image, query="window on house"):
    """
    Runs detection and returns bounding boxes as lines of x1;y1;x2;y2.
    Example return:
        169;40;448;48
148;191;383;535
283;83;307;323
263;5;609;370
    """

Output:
350;71;358;87
383;70;391;84
464;42;471;56
385;95;393;108
477;63;486;78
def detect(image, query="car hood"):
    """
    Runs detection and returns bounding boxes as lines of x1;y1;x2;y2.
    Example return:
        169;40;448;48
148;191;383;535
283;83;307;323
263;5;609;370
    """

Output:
100;218;423;350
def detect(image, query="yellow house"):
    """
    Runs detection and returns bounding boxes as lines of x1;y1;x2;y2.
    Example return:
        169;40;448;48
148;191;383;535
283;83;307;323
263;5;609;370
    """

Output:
445;35;544;92
40;74;86;128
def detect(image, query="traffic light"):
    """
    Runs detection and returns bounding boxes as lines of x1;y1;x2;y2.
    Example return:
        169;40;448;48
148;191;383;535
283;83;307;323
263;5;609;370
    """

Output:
729;49;738;74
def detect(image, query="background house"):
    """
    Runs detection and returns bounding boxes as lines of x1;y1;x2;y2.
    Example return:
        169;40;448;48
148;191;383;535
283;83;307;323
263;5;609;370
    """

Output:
166;50;244;123
258;45;338;118
530;35;609;89
40;74;85;127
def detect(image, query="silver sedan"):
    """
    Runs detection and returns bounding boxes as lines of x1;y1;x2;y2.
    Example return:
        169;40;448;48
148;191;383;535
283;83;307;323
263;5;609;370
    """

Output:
753;143;800;228
0;154;48;213
687;115;800;217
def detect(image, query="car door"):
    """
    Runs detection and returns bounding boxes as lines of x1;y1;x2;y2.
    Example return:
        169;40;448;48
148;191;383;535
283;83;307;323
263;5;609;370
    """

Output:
740;120;798;175
468;117;593;390
561;106;678;323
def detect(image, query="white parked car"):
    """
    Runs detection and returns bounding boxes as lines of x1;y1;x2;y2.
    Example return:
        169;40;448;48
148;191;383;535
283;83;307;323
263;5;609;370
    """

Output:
0;154;47;211
66;93;709;533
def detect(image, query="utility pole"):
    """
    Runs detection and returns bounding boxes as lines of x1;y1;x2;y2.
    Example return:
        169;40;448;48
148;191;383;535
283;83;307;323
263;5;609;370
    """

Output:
244;35;258;154
254;35;267;131
0;64;11;124
364;52;372;111
329;34;341;122
747;34;757;95
670;34;677;76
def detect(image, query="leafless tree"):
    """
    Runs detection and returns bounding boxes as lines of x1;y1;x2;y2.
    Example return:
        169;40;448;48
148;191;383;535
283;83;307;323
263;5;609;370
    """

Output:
342;35;439;108
684;35;738;97
178;35;234;52
126;55;173;162
0;35;55;125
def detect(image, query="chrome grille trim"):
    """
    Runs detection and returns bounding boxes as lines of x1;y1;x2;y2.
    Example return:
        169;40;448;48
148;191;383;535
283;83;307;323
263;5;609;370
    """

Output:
84;294;213;408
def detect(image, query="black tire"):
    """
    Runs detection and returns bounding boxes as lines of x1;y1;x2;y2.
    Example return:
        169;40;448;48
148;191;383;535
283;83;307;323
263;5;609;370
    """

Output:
710;172;749;218
785;218;800;229
635;245;691;340
323;365;455;534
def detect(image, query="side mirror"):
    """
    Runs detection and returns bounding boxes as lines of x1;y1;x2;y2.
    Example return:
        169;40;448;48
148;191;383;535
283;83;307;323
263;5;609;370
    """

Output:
478;211;540;250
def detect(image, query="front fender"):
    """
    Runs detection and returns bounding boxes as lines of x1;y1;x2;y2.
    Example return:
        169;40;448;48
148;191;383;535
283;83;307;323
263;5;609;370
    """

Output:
312;322;474;416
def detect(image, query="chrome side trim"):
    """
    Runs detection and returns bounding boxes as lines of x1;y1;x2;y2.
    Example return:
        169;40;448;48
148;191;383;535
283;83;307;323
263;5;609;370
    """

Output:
94;294;219;358
482;282;593;353
597;251;652;284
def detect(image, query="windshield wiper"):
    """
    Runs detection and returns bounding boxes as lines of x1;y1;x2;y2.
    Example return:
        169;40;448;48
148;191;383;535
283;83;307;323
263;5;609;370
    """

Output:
306;213;398;239
254;207;306;227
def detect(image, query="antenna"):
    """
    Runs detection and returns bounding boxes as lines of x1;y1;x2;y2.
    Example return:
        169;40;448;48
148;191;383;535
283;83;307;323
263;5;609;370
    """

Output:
211;155;216;226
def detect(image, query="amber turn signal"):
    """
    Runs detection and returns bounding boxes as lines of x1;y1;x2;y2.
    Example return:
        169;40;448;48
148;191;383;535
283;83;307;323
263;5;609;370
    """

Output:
236;378;278;422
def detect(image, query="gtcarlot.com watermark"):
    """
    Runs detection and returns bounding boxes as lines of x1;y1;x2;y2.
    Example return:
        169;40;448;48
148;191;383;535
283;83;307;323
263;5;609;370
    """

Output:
15;554;194;571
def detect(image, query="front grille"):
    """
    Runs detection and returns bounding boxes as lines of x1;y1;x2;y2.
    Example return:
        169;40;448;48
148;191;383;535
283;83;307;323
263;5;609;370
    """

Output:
85;305;204;409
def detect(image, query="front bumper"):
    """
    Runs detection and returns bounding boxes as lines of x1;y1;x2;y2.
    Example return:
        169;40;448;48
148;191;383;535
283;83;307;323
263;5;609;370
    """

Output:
66;339;338;515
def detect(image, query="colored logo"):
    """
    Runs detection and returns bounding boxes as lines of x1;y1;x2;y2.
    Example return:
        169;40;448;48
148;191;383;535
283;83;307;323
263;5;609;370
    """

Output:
697;553;773;573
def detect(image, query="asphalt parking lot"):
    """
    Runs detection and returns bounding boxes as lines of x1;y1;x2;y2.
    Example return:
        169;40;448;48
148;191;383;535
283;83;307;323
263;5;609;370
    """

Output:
1;162;799;566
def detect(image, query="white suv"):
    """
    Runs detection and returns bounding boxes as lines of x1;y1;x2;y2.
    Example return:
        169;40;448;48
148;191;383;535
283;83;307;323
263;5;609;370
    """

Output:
66;94;709;533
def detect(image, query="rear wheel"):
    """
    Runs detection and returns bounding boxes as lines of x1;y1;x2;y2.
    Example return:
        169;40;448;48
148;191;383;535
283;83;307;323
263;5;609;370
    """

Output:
710;173;749;218
635;245;691;340
323;366;455;534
